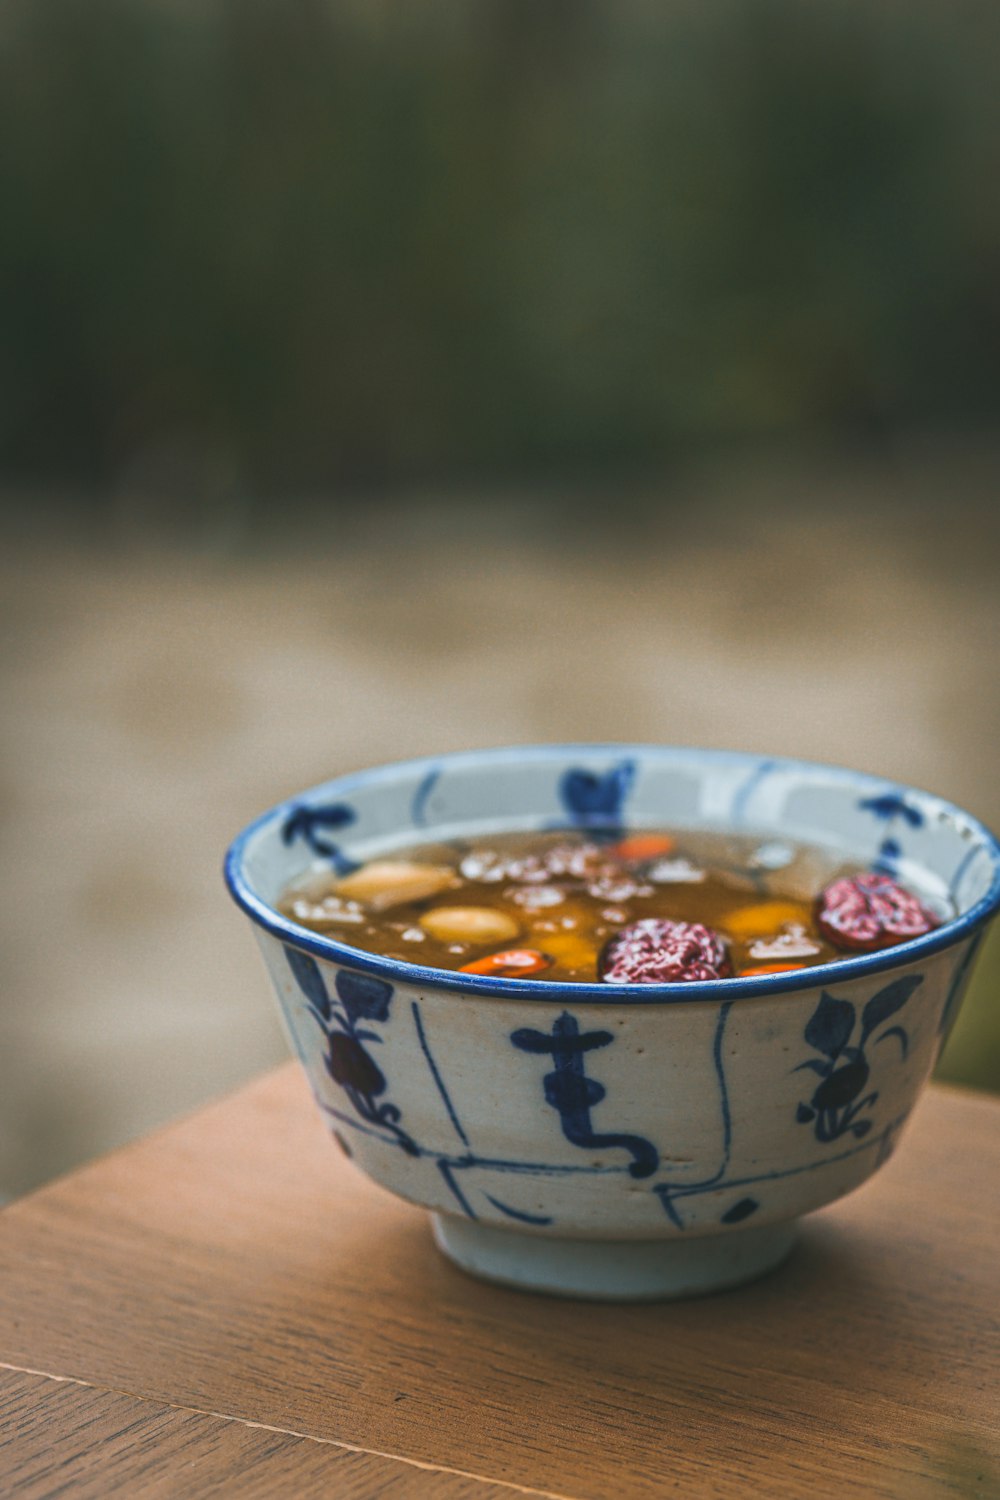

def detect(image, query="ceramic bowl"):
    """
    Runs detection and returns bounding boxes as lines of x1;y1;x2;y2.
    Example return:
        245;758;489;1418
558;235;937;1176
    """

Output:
225;747;1000;1300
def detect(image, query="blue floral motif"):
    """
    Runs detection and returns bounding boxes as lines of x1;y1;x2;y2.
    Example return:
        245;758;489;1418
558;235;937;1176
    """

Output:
858;792;924;877
336;969;394;1024
794;976;922;1143
511;1011;658;1179
285;944;333;1021
858;793;924;828
281;801;358;872
558;759;636;831
283;946;417;1155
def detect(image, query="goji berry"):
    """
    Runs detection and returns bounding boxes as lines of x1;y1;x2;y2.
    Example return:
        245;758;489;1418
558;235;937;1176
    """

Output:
460;948;553;977
610;833;676;863
737;962;807;978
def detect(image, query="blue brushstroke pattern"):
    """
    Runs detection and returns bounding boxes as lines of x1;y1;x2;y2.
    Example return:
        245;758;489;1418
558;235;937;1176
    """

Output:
411;767;441;829
483;1194;554;1227
793;977;921;1145
859;793;924;828
730;759;779;824
872;837;902;875
949;845;984;905
721;1197;759;1224
511;1011;659;1179
558;759;636;829
284;945;332;1023
412;1001;470;1148
438;1159;477;1219
938;932;983;1039
654;1000;732;1228
281;801;358;872
316;1100;912;1206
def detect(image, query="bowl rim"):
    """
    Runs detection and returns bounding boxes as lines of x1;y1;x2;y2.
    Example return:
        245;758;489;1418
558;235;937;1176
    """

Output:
224;744;1000;1005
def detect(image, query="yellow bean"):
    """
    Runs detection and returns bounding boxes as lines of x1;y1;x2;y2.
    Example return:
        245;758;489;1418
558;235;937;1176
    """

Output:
334;861;458;911
419;906;521;945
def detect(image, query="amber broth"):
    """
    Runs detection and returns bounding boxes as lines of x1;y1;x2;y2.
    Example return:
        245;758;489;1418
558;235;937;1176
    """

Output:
278;827;866;982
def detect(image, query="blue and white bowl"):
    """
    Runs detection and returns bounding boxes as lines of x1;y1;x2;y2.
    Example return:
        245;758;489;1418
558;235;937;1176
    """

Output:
225;746;1000;1300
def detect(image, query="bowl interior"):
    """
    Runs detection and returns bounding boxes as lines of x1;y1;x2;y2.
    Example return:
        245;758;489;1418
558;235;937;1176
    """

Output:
232;746;1000;934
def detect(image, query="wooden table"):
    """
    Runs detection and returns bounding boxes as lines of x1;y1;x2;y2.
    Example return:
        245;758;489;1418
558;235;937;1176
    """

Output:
1;1068;997;1499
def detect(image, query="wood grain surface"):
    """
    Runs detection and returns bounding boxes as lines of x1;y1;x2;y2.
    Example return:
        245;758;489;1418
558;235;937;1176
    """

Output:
0;1369;547;1499
1;1066;998;1499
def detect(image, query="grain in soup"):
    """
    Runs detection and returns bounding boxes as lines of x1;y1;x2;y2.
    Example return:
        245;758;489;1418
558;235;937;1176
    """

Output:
278;827;943;984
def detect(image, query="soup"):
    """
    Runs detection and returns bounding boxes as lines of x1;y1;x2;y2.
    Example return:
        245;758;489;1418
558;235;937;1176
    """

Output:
278;827;943;983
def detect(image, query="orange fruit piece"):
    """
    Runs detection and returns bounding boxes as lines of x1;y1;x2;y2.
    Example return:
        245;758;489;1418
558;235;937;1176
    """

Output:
611;833;676;862
538;931;599;972
724;901;812;941
737;962;807;978
460;948;553;977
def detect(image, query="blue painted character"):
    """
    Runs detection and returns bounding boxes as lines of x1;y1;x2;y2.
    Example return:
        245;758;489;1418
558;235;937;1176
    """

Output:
511;1012;658;1178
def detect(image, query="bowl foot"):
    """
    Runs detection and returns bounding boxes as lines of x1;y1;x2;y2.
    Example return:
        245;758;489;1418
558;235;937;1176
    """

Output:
431;1215;798;1301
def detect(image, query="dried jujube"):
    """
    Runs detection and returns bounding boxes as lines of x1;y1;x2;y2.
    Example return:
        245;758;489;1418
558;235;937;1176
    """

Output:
816;872;939;952
600;918;732;984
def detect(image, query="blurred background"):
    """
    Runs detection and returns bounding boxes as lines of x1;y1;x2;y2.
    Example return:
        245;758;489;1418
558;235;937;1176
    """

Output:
2;0;999;1199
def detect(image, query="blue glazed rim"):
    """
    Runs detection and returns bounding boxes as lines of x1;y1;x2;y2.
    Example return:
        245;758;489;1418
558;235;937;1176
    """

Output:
224;745;1000;1005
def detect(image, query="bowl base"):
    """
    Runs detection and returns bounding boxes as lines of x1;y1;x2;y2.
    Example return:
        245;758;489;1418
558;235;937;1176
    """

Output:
431;1215;798;1301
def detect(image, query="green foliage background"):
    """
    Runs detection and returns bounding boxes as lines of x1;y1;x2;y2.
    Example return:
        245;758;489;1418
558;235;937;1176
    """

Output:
2;0;999;494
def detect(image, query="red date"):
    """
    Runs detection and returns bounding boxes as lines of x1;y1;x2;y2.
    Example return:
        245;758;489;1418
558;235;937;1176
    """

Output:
600;918;731;984
817;872;939;952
